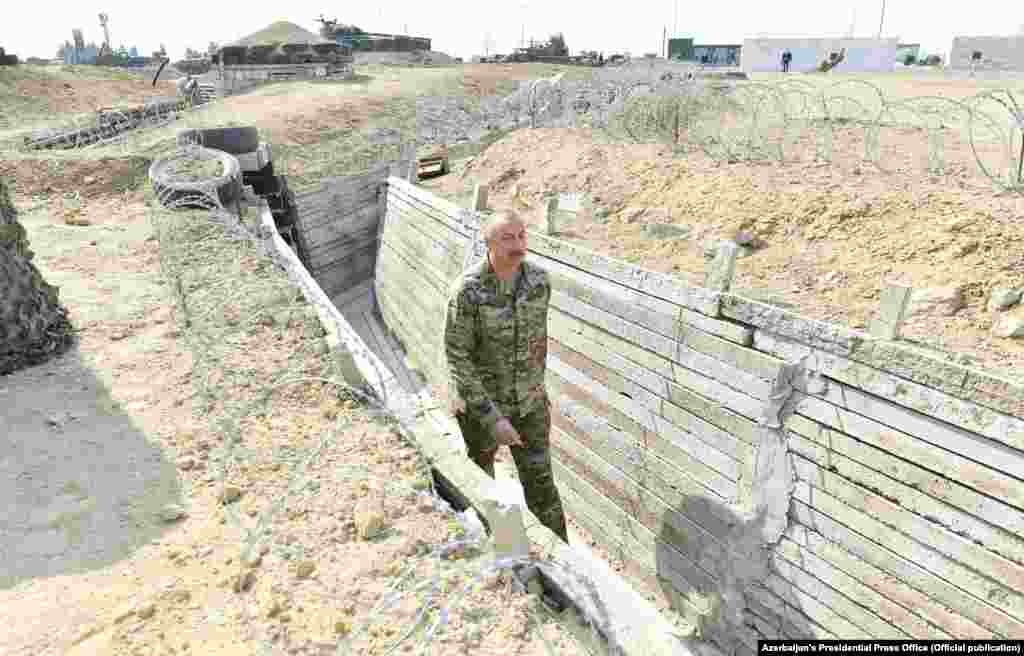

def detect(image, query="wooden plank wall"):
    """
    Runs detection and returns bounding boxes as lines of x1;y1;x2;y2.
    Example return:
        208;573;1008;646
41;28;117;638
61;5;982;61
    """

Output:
377;178;1024;654
293;161;407;300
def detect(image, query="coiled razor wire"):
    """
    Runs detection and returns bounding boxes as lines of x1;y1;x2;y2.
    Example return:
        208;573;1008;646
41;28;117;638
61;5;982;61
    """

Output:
414;72;1024;193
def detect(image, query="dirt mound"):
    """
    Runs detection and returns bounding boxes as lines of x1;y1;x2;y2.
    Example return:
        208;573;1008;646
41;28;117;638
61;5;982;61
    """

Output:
0;157;150;200
229;20;328;47
0;66;176;122
427;127;1024;376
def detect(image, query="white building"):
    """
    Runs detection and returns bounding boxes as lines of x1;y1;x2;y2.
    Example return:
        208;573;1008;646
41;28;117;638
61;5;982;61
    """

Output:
949;35;1024;70
741;37;899;73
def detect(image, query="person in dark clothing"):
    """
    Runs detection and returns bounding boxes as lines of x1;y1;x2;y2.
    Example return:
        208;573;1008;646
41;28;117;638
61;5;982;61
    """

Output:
781;50;792;73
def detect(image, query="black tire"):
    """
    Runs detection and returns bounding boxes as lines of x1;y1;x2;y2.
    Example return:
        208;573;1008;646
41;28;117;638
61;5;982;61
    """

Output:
149;147;242;210
175;126;259;155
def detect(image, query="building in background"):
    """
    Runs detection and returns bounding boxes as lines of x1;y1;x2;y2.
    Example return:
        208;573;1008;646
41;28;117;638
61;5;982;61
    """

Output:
896;43;921;64
949;35;1024;70
741;37;898;73
667;38;740;66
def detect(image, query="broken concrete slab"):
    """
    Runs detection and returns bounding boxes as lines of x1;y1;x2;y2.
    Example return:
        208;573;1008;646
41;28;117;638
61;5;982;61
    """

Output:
905;286;966;317
989;288;1022;312
992;311;1024;339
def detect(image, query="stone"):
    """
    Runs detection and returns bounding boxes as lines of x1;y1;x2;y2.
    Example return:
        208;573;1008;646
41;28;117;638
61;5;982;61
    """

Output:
353;499;386;540
295;560;316;579
159;504;187;522
989;288;1022;312
242;550;263;568
732;230;756;246
954;240;979;257
136;602;157;620
992;311;1024;338
592;207;609;224
643;207;671;223
904;286;965;318
643;223;689;240
621;207;645;223
944;216;975;232
232;570;257;593
219;486;243;504
176;456;196;471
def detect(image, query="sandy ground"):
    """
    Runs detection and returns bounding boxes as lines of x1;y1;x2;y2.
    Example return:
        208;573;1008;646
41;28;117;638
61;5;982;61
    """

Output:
0;176;593;655
3;63;1024;655
423;122;1024;380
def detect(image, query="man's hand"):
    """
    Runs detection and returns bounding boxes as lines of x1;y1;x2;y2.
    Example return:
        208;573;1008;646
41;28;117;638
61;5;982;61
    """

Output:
494;417;523;447
449;395;466;415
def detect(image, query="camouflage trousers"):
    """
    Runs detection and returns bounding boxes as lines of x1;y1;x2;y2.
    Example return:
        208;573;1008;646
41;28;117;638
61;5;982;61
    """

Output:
456;399;569;543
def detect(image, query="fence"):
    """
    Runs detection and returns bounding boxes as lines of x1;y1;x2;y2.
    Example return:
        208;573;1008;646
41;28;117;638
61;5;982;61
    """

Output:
414;70;1024;193
286;162;1024;655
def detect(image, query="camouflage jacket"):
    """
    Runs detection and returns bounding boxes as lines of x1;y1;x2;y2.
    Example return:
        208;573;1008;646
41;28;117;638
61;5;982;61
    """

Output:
444;258;550;433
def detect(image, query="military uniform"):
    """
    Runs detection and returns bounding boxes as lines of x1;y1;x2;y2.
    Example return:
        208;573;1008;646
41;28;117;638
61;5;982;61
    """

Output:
444;257;569;543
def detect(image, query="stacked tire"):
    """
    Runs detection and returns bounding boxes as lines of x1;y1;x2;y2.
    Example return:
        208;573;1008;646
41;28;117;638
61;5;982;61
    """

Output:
149;146;242;210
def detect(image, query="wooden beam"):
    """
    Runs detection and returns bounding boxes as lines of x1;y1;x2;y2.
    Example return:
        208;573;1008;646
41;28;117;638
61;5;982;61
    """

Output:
752;331;1024;454
550;322;753;464
790;452;1024;603
791;394;1024;512
787;430;1024;565
790;499;1021;637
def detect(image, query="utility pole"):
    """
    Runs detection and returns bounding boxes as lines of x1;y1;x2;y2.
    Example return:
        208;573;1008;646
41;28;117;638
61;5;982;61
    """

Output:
663;26;667;58
877;0;886;38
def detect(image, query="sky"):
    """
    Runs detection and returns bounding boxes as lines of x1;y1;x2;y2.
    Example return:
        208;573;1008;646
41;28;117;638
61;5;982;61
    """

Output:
3;0;1023;63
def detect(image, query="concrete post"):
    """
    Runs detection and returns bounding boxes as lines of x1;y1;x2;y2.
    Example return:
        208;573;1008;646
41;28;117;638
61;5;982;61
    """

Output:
869;283;912;340
704;241;740;292
472;183;489;211
544;196;559;235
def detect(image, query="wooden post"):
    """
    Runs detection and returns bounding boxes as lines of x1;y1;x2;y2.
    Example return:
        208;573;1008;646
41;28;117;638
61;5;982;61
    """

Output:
400;143;417;183
544;196;559;235
704;241;740;292
869;283;912;340
472;183;488;211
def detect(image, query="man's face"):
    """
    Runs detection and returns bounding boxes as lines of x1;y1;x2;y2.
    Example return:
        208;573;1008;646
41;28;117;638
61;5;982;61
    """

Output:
488;219;528;266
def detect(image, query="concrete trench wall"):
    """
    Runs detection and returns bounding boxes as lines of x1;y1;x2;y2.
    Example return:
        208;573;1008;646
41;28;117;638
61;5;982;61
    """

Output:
217;63;355;95
289;173;1024;654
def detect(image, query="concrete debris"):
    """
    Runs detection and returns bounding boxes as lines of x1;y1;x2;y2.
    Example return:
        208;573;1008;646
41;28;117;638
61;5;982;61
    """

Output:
295;560;316;579
621;207;646;223
353;498;386;540
944;216;976;232
905;286;966;317
159;504;188;522
219;485;243;504
643;223;690;239
232;569;257;593
992;311;1024;338
989;287;1022;312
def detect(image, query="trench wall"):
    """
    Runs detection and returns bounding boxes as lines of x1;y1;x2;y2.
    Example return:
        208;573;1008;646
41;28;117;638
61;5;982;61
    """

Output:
369;177;1024;654
216;63;355;95
291;163;398;299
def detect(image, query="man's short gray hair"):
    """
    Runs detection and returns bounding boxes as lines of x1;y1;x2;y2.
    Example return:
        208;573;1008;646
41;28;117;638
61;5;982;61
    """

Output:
482;210;525;243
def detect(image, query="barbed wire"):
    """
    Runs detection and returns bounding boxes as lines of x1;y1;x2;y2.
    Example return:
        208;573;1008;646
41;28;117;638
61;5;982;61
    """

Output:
414;69;1024;193
148;148;604;656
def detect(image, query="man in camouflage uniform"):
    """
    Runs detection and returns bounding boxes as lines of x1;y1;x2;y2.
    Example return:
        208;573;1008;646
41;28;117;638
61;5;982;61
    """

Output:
444;210;569;543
